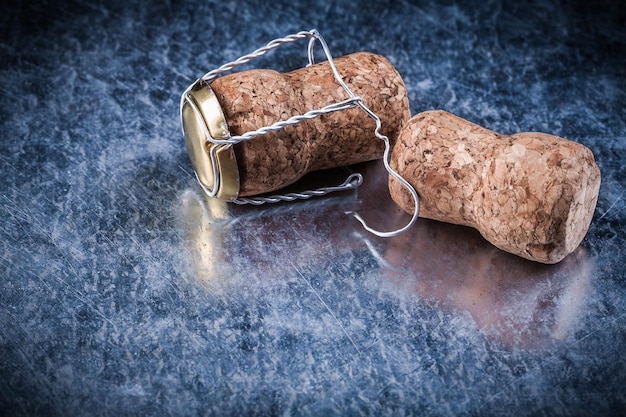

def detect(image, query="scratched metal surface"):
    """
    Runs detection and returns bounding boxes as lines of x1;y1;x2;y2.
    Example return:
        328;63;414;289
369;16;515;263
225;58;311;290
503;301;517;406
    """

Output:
1;0;625;416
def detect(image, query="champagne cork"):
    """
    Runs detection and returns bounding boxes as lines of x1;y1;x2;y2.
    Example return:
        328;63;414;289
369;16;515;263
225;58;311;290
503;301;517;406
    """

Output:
389;110;601;264
182;52;410;199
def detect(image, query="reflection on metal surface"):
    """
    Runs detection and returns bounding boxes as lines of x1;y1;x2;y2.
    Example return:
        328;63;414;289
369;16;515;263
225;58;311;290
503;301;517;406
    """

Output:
178;189;232;282
377;222;593;348
178;161;595;348
177;167;364;286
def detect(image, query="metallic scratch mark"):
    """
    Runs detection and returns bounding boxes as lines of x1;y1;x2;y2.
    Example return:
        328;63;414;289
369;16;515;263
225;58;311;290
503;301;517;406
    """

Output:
288;259;362;355
597;192;623;221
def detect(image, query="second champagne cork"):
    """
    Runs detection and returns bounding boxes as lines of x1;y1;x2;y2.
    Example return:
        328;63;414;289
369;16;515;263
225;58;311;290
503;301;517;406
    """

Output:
182;52;410;200
389;110;601;264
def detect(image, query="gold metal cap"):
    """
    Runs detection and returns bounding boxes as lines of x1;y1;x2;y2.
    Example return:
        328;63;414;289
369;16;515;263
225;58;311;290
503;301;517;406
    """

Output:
181;80;240;200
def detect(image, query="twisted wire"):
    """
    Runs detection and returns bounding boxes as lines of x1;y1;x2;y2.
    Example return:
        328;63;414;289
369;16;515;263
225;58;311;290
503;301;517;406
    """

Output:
346;100;421;238
232;173;363;205
207;97;361;145
201;31;316;82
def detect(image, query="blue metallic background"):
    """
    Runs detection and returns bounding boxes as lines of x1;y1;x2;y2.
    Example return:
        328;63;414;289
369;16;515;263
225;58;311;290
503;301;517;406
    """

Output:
1;0;625;415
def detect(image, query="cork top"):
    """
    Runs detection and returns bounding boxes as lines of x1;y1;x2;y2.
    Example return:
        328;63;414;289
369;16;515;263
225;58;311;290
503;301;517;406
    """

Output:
180;79;240;200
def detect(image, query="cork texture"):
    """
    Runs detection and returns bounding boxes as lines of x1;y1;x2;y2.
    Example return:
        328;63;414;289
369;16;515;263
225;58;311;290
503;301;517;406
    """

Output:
389;110;601;264
210;52;410;196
